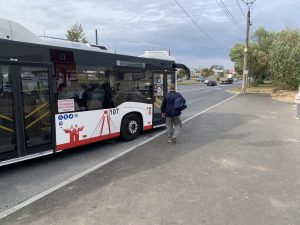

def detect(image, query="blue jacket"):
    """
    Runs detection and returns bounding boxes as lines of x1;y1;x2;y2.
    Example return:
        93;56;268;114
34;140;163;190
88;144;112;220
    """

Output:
161;91;185;117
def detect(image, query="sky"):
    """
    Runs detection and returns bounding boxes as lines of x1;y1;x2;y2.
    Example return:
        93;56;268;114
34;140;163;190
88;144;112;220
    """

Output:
0;0;299;69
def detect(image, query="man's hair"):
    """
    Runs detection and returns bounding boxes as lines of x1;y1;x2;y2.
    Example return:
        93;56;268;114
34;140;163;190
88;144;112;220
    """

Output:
169;83;175;91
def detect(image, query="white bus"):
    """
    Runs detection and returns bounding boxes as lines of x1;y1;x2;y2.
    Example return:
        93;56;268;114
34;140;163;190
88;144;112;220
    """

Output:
0;19;190;166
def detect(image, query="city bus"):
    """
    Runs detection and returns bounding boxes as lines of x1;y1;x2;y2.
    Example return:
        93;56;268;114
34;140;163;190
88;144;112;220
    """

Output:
0;19;190;166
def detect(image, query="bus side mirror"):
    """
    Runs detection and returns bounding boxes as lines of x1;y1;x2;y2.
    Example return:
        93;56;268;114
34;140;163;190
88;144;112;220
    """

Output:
173;63;191;80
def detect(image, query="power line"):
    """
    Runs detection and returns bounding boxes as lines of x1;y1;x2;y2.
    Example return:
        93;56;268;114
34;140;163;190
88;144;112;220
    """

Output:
216;0;245;33
173;0;228;49
235;0;246;20
218;0;245;32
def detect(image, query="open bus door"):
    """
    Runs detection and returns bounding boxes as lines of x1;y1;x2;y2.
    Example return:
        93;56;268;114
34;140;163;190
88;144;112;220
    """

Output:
152;71;166;127
0;61;54;162
152;64;190;127
152;70;177;127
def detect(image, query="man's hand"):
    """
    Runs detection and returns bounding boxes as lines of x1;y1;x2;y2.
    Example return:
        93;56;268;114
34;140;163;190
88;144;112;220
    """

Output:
162;113;165;118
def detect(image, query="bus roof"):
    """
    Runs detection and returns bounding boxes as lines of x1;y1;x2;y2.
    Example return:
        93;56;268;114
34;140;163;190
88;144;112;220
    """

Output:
0;18;108;53
0;18;179;62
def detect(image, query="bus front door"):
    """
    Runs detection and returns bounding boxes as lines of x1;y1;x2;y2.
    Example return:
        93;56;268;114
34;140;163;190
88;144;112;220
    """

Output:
153;72;166;127
0;63;54;162
152;72;176;127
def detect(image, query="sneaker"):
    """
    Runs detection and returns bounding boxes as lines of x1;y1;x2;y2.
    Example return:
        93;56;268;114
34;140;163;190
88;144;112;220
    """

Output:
168;139;172;143
296;117;299;120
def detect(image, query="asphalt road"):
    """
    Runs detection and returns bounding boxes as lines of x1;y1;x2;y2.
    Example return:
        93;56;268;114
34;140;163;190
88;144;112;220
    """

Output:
1;89;299;225
0;83;235;215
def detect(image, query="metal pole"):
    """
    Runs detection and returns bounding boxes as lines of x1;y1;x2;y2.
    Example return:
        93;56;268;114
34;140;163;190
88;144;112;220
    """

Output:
95;29;98;46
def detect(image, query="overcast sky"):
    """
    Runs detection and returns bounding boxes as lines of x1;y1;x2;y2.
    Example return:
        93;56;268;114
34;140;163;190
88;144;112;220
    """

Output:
1;0;299;69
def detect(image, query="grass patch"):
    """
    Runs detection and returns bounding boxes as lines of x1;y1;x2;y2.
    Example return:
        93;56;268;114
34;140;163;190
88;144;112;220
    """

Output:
177;80;199;85
271;90;297;103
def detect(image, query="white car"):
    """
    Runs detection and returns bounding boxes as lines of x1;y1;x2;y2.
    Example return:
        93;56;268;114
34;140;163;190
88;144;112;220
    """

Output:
204;80;209;84
195;77;204;82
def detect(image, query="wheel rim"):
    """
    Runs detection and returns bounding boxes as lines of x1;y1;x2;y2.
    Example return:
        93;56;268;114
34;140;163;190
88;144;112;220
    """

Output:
128;120;138;134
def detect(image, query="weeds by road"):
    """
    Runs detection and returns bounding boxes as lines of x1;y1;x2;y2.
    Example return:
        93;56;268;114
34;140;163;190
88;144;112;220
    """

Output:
229;85;297;103
177;80;199;85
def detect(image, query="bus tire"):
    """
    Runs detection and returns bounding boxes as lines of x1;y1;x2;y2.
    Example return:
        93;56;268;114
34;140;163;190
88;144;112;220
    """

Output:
121;113;141;141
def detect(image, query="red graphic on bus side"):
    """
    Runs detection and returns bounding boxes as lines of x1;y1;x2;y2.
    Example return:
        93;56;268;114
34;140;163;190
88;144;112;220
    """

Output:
63;125;84;143
91;110;112;137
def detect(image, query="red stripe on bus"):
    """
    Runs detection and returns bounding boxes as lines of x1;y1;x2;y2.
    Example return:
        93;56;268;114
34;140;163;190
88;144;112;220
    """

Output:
144;125;153;131
56;132;120;151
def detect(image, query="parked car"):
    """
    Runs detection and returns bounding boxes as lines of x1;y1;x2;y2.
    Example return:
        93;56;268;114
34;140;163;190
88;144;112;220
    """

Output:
220;78;234;84
204;79;209;84
207;80;217;86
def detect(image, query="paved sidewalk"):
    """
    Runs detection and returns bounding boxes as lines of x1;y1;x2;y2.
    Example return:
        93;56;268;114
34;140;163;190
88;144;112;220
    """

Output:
1;94;300;225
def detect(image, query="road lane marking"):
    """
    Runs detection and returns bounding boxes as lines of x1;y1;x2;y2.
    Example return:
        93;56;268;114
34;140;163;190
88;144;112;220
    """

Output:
0;93;238;220
179;86;224;93
179;87;206;93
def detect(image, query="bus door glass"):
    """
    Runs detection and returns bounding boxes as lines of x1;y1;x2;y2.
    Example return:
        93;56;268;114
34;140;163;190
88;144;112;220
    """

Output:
20;66;52;149
167;73;176;91
153;73;164;125
0;65;16;156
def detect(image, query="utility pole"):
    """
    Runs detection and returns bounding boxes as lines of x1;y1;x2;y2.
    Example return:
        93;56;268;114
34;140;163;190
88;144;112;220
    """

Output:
241;0;256;93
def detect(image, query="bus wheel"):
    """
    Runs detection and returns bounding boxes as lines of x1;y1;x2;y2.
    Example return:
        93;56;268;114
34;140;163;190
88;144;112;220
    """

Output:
121;114;141;141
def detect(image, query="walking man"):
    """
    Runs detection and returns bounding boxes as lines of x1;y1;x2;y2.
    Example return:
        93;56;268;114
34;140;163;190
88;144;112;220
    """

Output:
161;84;186;143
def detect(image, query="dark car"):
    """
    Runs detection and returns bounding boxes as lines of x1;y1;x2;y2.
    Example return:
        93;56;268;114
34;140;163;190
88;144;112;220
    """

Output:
207;80;217;86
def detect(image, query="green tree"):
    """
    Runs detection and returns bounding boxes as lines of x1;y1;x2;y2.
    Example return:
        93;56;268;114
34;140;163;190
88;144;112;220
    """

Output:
66;22;88;43
229;43;244;76
269;29;300;90
230;27;274;86
201;68;214;78
252;27;275;85
248;43;269;86
177;68;186;79
230;27;300;90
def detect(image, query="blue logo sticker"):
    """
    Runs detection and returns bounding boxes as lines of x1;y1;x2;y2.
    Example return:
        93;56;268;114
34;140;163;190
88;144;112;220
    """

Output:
58;115;63;120
69;114;74;119
74;114;78;118
59;121;63;126
64;114;69;120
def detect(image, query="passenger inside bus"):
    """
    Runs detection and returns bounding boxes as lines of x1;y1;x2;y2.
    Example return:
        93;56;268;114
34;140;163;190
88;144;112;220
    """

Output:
74;83;88;111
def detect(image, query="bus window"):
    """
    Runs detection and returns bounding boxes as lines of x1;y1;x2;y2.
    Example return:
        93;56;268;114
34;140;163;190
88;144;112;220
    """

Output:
167;74;176;91
56;67;113;111
154;73;164;97
111;69;152;107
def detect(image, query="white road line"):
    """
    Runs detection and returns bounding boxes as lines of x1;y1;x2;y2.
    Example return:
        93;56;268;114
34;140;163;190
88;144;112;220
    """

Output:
287;139;300;143
179;88;206;93
0;93;238;220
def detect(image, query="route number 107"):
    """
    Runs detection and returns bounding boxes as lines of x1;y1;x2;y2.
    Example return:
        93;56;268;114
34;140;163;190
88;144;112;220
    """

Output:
110;108;119;115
